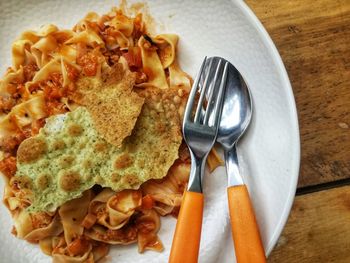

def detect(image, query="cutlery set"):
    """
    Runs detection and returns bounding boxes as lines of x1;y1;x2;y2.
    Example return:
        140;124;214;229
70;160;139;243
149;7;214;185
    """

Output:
169;57;266;263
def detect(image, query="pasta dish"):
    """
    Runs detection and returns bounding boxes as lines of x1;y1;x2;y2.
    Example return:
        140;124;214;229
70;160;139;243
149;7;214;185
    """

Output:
0;5;222;262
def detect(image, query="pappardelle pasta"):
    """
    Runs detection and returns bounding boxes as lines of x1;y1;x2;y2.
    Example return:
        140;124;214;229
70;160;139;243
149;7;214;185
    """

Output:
0;5;222;262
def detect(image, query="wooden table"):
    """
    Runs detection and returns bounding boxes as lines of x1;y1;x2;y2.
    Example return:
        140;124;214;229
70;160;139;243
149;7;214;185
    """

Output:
245;1;350;262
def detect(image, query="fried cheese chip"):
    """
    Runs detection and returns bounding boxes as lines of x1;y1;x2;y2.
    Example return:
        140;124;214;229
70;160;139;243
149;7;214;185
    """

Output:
73;63;145;148
15;87;182;212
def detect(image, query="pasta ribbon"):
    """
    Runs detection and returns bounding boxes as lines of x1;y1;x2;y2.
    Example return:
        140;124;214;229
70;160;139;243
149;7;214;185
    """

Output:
13;24;59;70
24;215;63;243
169;61;192;92
142;162;190;216
47;191;96;263
31;35;58;68
51;243;109;263
12;40;32;69
0;94;46;139
105;28;131;49
0;67;24;96
30;59;62;83
59;190;92;244
52;237;93;263
75;12;100;31
65;30;104;47
11;209;62;243
84;224;138;245
137;36;168;89
84;189;142;231
104;190;142;229
4;188;32;212
136;209;163;253
207;148;224;172
84;189;162;252
105;11;134;37
153;34;178;69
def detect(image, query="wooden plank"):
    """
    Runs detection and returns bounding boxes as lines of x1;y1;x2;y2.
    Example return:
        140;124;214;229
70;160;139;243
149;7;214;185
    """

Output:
267;185;350;263
245;0;350;187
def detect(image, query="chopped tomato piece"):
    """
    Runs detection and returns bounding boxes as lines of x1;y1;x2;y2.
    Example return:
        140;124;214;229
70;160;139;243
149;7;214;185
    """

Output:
81;213;97;229
0;131;28;153
31;212;52;229
122;47;142;69
141;195;154;210
50;72;64;87
65;63;80;81
0;96;16;112
11;226;17;236
0;156;17;179
45;101;66;116
77;52;98;76
31;119;45;136
23;63;38;82
135;71;148;84
67;237;90;256
43;85;62;100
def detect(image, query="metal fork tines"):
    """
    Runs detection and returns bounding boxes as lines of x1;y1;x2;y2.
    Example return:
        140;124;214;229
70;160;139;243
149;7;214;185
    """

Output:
183;57;229;193
169;57;228;263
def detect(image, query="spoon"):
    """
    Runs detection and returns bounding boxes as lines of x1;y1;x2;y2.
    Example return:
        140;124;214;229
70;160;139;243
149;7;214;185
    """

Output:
207;57;266;263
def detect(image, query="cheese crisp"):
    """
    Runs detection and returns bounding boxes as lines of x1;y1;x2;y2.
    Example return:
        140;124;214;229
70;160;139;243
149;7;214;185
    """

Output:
74;64;145;148
16;89;182;211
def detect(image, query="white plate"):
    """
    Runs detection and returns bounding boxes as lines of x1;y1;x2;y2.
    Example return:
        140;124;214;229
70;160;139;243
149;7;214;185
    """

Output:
0;0;300;262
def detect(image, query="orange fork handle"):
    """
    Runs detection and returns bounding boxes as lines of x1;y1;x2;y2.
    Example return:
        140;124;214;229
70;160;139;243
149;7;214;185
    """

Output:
227;185;266;263
169;190;204;263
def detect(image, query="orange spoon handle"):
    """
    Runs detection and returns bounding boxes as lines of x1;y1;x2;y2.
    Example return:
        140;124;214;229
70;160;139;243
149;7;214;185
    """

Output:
169;190;204;263
227;185;266;263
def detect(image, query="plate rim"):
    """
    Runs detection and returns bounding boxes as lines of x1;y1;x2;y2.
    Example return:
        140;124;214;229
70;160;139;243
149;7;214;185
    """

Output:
234;0;301;255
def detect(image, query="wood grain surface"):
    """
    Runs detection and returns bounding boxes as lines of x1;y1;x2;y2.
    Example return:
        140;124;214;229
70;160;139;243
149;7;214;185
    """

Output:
244;1;350;262
245;0;350;188
268;185;350;263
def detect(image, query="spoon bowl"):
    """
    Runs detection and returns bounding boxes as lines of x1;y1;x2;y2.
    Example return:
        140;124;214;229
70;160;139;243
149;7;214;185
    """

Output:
203;57;252;148
217;65;252;149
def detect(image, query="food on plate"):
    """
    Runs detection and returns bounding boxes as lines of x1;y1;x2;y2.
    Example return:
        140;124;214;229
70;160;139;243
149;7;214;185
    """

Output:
0;4;222;262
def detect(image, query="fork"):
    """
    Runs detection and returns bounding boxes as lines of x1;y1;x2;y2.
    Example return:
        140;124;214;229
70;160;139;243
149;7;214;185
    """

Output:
169;57;228;263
